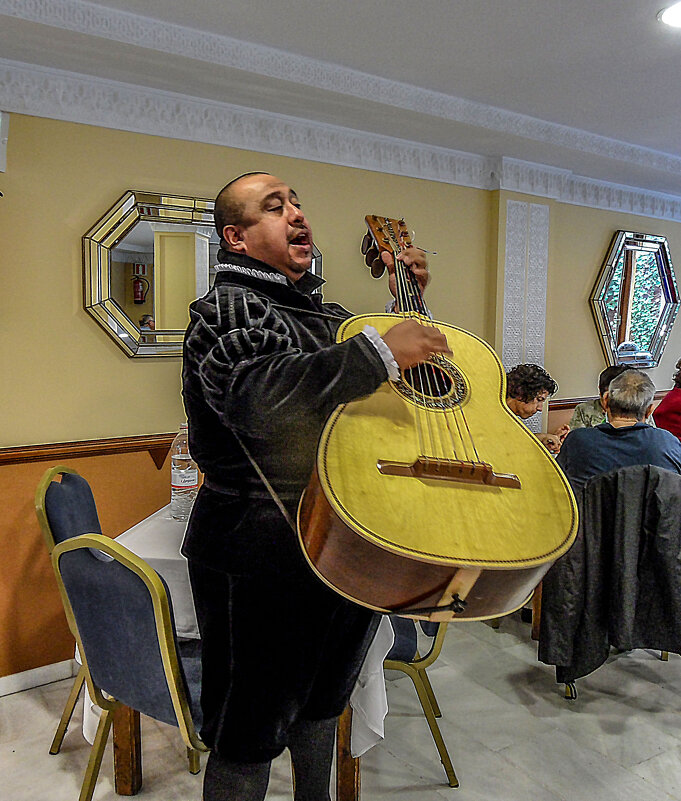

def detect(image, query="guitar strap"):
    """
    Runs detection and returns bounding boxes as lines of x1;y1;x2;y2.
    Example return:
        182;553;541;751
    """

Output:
230;428;297;534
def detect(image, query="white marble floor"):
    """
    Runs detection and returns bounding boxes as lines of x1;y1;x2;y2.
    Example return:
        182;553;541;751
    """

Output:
3;612;681;800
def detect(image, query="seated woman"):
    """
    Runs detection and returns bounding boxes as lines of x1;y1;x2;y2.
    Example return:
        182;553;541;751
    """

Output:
505;363;569;454
653;357;681;442
570;365;656;430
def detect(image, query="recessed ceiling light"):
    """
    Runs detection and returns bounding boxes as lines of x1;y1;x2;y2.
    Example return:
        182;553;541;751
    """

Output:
658;2;681;27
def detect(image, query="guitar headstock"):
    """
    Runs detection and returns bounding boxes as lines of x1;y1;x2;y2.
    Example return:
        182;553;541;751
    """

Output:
361;215;413;278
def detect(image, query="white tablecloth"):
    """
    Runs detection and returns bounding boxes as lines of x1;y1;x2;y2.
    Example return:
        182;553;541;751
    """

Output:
83;504;392;755
116;504;198;639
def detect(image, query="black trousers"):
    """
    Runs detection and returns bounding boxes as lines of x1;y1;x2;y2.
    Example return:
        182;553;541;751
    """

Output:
188;550;379;763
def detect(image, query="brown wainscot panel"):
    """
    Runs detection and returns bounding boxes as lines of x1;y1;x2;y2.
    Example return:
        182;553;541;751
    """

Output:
1;435;174;679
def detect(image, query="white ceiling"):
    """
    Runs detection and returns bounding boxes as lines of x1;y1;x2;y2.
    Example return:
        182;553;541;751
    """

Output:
2;0;681;196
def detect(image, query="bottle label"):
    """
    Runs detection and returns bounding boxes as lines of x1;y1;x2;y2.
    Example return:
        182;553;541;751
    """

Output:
171;468;199;490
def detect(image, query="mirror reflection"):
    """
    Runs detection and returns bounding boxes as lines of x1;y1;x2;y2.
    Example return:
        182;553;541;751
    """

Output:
590;231;679;368
84;190;324;358
109;220;216;335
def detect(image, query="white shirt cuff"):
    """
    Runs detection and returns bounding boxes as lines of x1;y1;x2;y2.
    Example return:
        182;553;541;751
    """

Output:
361;325;400;381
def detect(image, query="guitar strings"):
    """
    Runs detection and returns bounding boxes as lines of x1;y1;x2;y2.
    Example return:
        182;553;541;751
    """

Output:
392;247;433;458
391;236;458;462
389;225;481;465
401;263;481;464
398;260;464;462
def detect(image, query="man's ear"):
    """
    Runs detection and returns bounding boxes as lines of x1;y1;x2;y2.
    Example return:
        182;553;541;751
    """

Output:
222;225;246;252
602;390;610;412
645;403;654;420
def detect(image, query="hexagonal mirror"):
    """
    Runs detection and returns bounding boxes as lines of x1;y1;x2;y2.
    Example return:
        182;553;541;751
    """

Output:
590;231;679;368
83;190;322;357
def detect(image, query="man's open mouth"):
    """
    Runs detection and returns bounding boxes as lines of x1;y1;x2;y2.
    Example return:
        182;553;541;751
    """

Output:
290;231;310;246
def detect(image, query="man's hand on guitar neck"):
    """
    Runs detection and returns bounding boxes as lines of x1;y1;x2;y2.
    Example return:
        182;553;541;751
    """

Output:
382;247;430;309
382;318;452;370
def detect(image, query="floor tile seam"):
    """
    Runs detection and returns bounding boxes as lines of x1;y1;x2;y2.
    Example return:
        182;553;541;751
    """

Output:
487;743;572;801
496;736;679;801
374;740;451;785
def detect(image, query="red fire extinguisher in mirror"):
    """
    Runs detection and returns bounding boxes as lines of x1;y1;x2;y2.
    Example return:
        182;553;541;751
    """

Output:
132;274;150;304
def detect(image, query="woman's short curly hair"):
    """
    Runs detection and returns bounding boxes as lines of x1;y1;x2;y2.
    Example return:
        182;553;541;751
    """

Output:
505;363;558;403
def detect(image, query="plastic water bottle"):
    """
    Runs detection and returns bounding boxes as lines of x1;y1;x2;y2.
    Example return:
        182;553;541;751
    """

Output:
170;423;199;521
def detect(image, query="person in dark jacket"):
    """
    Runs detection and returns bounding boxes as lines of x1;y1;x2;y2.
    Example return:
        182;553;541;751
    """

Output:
182;172;450;801
557;369;681;491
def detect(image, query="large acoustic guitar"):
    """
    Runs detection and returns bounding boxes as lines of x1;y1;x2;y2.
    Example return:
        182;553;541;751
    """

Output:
298;216;577;621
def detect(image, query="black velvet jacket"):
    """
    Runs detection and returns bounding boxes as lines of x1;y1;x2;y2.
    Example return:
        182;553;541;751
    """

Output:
181;253;387;570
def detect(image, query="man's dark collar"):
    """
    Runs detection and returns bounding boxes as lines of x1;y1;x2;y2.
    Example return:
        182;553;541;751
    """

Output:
214;252;325;296
597;421;648;432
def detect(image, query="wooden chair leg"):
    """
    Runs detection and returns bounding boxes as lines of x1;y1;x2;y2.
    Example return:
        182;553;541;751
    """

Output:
336;706;360;801
79;708;113;801
50;665;86;754
112;705;142;795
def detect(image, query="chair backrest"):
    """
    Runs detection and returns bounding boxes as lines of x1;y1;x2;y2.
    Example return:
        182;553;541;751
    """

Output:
35;466;102;553
52;533;203;751
386;617;447;666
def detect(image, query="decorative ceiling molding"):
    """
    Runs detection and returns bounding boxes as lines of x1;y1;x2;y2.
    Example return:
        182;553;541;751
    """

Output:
493;157;681;223
3;0;681;180
0;58;494;188
3;58;681;223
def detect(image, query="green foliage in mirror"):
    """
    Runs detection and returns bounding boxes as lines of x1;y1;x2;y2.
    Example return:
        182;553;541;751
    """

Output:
591;231;679;368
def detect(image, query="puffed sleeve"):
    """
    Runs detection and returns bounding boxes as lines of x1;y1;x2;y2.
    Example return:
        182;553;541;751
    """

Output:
184;286;387;439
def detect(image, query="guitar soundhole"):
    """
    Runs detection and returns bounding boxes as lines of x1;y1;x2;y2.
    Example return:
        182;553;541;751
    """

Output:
396;356;468;410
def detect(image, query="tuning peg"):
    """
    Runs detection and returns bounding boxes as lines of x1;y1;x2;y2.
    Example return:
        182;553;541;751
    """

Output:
371;257;386;278
361;231;373;256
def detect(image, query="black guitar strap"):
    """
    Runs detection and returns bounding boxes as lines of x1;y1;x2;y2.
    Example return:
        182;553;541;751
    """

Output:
230;428;297;534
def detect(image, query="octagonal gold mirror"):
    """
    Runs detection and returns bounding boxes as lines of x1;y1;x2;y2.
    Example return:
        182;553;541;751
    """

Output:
83;191;216;357
590;231;679;368
84;189;324;357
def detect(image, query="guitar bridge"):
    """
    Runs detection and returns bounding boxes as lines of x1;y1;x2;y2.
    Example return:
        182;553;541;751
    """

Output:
376;457;521;489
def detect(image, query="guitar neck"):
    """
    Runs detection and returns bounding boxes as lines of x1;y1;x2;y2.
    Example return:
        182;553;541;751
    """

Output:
363;214;428;317
395;257;428;317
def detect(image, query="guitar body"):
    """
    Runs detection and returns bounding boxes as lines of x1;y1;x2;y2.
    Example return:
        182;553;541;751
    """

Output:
298;313;578;621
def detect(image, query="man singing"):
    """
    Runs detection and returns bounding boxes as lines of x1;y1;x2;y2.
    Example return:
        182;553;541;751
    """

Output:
182;172;449;800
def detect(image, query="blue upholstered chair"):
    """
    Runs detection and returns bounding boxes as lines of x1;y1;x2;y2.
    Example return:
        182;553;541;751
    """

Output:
384;618;457;787
51;533;207;801
35;465;102;755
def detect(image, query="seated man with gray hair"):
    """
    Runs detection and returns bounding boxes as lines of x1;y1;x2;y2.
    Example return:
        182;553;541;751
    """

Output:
557;369;681;491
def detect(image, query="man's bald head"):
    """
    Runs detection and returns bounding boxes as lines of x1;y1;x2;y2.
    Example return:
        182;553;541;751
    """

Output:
214;172;270;240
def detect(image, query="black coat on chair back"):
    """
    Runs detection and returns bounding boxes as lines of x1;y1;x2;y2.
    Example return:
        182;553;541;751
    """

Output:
539;464;681;683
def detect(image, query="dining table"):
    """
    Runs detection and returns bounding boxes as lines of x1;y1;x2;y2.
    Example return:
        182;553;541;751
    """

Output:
83;503;393;801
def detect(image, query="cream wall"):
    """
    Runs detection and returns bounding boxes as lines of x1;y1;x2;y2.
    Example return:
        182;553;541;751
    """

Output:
547;202;681;398
2;114;681;449
0;115;492;447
